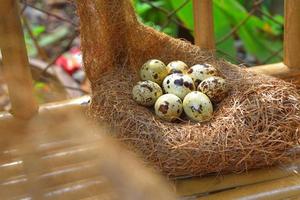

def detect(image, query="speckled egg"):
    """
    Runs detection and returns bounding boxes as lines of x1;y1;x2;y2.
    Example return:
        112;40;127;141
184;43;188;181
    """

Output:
162;74;195;99
198;76;229;103
166;60;189;74
187;63;219;87
154;94;183;122
132;80;163;106
140;59;168;85
183;91;213;122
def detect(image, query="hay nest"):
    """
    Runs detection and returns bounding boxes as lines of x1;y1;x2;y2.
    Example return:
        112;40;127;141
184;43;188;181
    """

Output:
76;0;300;177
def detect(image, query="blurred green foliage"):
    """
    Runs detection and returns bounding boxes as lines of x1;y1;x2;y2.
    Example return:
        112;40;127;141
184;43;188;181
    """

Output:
133;0;284;64
24;25;45;57
133;0;179;36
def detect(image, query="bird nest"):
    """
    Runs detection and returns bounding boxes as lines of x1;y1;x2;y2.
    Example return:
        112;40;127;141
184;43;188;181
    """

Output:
76;0;300;177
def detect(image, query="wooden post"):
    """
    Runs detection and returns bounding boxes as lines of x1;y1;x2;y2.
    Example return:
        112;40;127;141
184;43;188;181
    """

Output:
284;0;300;68
0;0;38;119
193;0;215;50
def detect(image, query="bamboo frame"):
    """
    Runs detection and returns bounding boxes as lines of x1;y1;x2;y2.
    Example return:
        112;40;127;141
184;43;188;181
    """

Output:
0;95;90;123
0;0;38;119
249;62;300;86
175;161;300;196
0;0;299;199
193;0;215;50
284;0;300;69
190;0;300;83
246;0;300;85
197;175;300;200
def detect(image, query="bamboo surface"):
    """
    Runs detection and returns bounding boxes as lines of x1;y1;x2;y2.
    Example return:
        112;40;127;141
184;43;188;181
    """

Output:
0;95;90;124
284;0;300;69
197;175;300;200
0;120;113;199
0;0;38;119
0;95;299;199
0;0;300;199
0;108;176;200
249;62;300;86
193;0;215;50
175;161;300;196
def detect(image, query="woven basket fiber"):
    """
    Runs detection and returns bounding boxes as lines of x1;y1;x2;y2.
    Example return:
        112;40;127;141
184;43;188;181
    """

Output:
76;0;300;177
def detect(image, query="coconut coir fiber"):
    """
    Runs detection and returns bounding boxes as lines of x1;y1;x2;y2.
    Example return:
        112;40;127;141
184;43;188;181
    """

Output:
76;0;300;177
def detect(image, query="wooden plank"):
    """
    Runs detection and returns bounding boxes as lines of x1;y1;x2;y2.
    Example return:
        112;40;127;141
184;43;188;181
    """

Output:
0;0;38;119
193;0;215;50
284;0;300;68
175;160;300;196
197;175;300;200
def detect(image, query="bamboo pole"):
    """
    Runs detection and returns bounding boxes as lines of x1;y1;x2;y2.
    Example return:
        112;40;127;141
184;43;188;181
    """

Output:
193;0;215;50
0;95;90;125
175;161;300;196
249;62;300;86
249;62;291;76
0;0;38;119
197;175;300;200
284;0;300;69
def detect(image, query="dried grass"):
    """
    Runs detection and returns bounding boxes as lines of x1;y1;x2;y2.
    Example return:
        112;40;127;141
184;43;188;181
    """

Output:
76;0;300;177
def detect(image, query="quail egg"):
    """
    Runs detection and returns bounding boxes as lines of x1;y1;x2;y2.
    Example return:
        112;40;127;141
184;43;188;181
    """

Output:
140;59;168;85
162;74;195;99
166;60;189;74
198;76;229;103
132;80;163;106
154;94;183;122
187;63;219;87
183;91;213;122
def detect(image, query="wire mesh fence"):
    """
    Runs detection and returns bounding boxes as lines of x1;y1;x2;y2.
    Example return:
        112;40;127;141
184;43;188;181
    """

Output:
19;0;284;67
0;0;285;111
134;0;284;67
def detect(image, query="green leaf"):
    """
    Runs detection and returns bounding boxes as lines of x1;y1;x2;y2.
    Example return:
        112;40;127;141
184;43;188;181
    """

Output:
214;0;282;63
169;0;194;30
39;26;69;47
214;4;237;60
169;0;236;58
32;25;46;37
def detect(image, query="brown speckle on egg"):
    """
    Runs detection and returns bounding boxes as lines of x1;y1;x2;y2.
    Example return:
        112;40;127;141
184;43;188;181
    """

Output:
188;63;219;87
166;61;189;74
155;94;183;121
183;91;213;122
198;76;229;103
132;80;163;106
174;78;184;86
163;74;195;99
159;103;169;114
140;59;168;84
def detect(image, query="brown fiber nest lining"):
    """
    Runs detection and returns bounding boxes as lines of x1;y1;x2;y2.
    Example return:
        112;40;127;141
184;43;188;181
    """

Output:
76;0;300;177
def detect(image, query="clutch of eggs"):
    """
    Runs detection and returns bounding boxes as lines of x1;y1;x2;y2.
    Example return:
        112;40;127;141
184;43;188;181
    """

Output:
132;59;229;122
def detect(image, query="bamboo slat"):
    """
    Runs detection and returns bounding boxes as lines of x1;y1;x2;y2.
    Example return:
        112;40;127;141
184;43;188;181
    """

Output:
175;161;300;196
0;0;38;119
249;62;300;86
197;175;300;200
193;0;215;50
284;0;300;69
0;95;90;123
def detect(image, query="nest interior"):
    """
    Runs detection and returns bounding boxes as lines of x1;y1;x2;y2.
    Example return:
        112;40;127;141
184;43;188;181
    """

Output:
76;0;300;177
